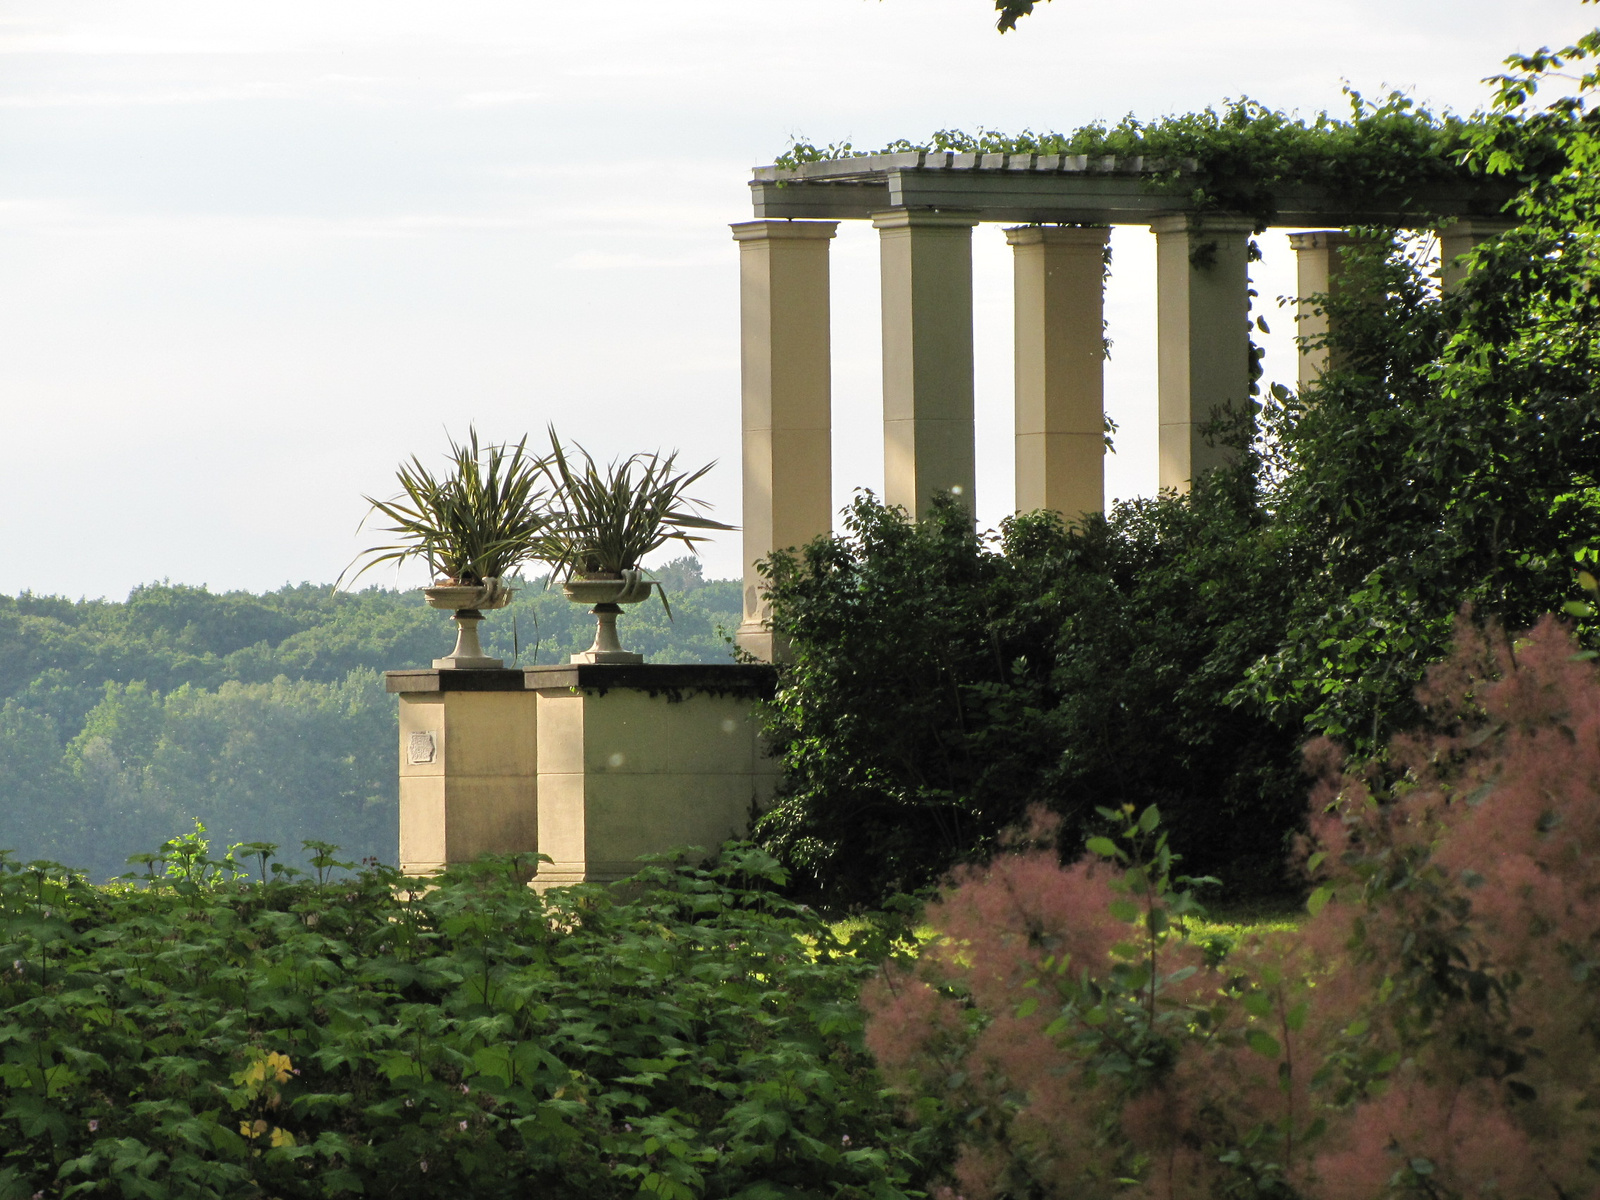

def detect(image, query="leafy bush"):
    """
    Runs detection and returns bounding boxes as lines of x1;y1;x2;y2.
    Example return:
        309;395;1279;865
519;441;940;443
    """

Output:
863;614;1600;1199
0;842;933;1200
755;485;1303;910
1245;27;1600;759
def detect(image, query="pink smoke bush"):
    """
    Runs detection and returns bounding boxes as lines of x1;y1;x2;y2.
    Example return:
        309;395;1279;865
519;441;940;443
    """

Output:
863;615;1600;1199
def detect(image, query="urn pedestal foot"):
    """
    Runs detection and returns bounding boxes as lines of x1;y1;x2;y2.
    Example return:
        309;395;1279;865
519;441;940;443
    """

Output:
570;603;644;666
432;609;504;670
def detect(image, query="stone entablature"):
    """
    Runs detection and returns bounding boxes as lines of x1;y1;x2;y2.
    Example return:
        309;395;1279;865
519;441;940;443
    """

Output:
749;151;1517;226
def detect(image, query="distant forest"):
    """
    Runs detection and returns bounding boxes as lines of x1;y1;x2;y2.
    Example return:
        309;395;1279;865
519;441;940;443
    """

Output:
0;560;738;880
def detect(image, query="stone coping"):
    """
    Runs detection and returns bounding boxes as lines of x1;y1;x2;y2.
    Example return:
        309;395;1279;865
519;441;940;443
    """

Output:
385;663;777;700
385;668;524;692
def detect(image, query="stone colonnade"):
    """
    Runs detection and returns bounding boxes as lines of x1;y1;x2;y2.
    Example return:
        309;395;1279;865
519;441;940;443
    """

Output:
733;211;1510;661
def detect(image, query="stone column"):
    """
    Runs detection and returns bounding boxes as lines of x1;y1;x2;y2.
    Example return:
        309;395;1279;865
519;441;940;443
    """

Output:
1006;224;1110;521
1438;218;1515;292
730;219;838;663
873;208;981;521
1288;230;1360;391
1150;214;1256;492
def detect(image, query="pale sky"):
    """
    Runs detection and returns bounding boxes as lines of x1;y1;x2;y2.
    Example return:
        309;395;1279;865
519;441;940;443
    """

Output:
0;0;1588;598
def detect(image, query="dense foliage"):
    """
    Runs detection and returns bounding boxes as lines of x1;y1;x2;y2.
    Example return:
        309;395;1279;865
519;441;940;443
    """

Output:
0;841;933;1200
755;485;1300;909
0;561;738;879
865;616;1600;1199
1250;25;1600;749
756;25;1600;908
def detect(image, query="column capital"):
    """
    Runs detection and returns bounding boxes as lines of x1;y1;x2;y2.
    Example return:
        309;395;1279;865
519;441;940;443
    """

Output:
1004;224;1110;248
1436;216;1516;238
730;219;839;242
1149;213;1257;236
870;208;981;231
1287;229;1365;252
1437;217;1515;292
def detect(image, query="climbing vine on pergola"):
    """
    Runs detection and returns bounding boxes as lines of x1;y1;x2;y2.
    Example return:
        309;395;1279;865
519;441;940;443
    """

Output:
776;93;1555;230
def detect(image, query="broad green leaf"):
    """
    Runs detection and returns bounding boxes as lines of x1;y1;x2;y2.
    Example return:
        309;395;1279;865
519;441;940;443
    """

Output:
1247;1032;1281;1058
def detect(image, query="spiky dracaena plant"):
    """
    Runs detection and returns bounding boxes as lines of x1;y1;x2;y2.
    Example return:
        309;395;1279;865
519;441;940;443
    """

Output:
538;426;734;582
341;429;553;588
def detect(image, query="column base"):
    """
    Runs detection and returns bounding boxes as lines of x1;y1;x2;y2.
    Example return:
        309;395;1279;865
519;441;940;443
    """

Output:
735;620;776;663
569;649;645;665
528;860;639;890
432;654;505;669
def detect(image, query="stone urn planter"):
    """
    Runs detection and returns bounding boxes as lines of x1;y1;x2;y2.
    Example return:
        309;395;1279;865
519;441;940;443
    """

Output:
340;428;552;670
424;578;514;669
562;569;655;665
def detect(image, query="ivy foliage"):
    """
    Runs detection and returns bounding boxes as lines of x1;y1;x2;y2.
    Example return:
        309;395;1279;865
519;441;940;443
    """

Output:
0;841;932;1199
991;0;1044;32
776;90;1533;229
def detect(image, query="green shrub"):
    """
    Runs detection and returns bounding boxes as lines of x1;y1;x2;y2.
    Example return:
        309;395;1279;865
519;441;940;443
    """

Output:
0;843;932;1199
755;486;1304;910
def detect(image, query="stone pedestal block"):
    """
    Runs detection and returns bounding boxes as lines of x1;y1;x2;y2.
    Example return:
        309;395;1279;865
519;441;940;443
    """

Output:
386;665;779;885
387;669;536;877
524;664;780;887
